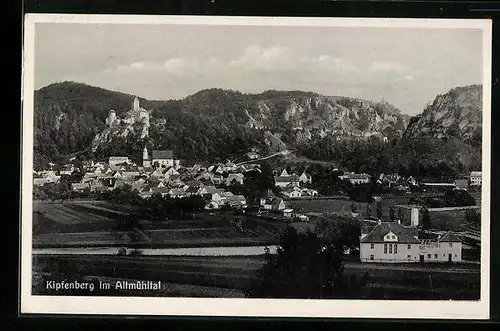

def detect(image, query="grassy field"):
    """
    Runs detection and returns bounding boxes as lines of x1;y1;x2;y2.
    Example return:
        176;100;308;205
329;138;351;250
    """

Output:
32;202;291;248
290;197;474;230
33;201;134;234
33;255;480;300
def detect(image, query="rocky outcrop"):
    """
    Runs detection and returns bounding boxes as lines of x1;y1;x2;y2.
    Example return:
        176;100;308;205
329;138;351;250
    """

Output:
403;84;482;146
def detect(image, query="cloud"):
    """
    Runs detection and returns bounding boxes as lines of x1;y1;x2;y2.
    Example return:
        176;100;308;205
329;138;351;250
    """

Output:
101;45;362;81
369;61;408;73
404;75;415;81
229;45;304;72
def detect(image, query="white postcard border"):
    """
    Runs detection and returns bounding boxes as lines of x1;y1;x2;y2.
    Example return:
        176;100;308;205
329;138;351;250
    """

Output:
21;14;492;319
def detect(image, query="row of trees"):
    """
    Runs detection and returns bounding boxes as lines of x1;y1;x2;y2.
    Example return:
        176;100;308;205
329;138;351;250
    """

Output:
408;189;476;208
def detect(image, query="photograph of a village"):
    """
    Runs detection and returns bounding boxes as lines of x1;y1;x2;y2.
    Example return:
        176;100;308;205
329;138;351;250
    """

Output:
29;20;486;301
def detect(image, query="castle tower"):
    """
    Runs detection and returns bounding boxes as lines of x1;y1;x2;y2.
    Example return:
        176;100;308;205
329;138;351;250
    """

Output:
133;96;140;111
107;110;116;128
142;146;151;167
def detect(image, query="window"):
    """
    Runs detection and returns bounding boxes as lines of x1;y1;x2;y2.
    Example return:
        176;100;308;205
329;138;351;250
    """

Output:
407;244;411;249
370;244;374;249
370;255;374;261
388;244;393;254
384;244;387;254
394;244;398;254
449;243;453;247
407;255;411;259
434;254;438;258
427;254;431;259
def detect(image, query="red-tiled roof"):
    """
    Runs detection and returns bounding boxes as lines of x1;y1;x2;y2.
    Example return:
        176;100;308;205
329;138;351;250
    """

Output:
360;222;420;244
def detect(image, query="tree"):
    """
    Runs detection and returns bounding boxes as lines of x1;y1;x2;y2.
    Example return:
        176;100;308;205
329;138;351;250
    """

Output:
376;202;383;220
421;208;431;229
351;203;357;213
366;204;372;218
245;213;365;299
465;209;481;226
389;207;395;221
443;189;476;207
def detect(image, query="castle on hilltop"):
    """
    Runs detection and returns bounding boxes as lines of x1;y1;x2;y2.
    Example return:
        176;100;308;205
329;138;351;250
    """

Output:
106;96;150;138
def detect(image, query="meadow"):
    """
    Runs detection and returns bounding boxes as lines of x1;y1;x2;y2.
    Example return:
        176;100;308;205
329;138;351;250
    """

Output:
33;254;480;300
32;202;287;248
290;195;477;230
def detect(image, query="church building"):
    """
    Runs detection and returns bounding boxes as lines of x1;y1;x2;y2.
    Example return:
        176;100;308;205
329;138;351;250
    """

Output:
143;146;178;168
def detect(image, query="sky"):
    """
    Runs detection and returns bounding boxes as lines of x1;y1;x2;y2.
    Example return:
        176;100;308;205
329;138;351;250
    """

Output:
34;22;484;115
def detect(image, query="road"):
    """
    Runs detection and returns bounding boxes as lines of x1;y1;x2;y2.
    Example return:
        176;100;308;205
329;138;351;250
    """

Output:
235;151;287;166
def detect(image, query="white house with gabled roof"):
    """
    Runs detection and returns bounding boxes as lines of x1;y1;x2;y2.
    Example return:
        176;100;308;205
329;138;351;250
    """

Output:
360;222;463;263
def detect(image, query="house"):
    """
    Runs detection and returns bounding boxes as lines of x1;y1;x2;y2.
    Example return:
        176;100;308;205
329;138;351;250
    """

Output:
203;192;223;204
152;187;170;197
275;175;300;188
185;186;202;196
164;166;180;178
344;173;371;185
205;201;220;210
273;198;286;211
71;183;89;192
215;164;225;174
224;162;237;172
226;195;247;209
197;171;214;182
246;151;260;160
150;167;166;179
301;188;318;196
470;171;482;186
282;187;302;198
59;165;74;176
299;171;312;184
33;178;50;186
169;188;188;198
219;191;234;204
212;174;224;185
407;176;417;186
199;185;219;195
151;150;174;168
131;178;146;191
89;179;105;192
283;209;294;218
109;156;129;166
297;214;310;222
185;181;204;189
455;179;469;190
122;166;140;180
225;173;244;186
360;222;463;263
139;186;153;199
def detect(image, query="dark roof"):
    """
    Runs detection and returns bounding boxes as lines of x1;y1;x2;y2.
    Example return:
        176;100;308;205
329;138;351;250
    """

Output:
152;150;173;159
361;222;420;244
275;175;300;182
185;186;200;194
439;231;462;242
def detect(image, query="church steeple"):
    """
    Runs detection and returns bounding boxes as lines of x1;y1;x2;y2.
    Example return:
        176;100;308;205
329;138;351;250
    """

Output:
142;146;150;167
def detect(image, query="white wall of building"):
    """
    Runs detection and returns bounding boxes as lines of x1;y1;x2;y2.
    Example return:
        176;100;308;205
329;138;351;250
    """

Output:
360;241;462;263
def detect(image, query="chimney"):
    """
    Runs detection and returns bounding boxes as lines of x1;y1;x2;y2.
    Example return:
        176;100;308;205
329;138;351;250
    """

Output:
397;219;401;225
411;208;420;227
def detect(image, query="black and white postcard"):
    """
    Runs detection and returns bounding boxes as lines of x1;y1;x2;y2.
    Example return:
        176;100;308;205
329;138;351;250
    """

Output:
21;15;492;319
